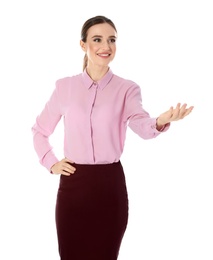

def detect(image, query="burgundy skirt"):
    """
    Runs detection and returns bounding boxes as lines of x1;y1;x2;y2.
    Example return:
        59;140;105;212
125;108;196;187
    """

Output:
55;161;129;260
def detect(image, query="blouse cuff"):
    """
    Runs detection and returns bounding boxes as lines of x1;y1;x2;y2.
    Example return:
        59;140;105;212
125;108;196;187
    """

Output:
157;122;170;132
41;152;59;173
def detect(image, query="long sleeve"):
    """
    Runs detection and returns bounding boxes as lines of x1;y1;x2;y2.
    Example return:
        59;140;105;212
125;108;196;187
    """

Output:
124;83;170;139
32;83;62;171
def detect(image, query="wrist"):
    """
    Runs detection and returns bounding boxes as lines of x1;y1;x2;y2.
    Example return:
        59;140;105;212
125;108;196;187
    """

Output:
156;117;166;131
156;117;165;126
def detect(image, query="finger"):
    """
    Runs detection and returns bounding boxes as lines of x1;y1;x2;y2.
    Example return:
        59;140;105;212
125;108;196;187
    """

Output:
187;106;194;112
180;103;187;110
178;103;188;118
53;164;72;175
62;165;76;174
171;103;181;119
52;168;71;176
62;158;76;172
182;107;194;118
61;171;71;176
180;104;194;119
176;103;181;109
52;159;76;175
63;162;76;174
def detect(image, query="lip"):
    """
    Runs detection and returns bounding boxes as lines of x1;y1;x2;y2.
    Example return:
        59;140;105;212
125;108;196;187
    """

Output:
97;53;111;57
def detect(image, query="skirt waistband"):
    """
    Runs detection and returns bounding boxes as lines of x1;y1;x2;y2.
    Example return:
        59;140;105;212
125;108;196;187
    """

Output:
69;160;121;169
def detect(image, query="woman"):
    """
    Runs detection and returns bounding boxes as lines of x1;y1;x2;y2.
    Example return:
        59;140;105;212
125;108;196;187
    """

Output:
32;15;193;260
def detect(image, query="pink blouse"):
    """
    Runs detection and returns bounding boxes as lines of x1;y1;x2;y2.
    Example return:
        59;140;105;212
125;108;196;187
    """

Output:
32;69;169;171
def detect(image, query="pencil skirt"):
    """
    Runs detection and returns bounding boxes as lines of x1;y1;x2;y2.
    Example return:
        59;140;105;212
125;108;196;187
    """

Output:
55;161;129;260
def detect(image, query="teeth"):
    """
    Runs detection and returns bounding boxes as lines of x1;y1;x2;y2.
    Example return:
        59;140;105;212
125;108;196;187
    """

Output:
98;54;109;56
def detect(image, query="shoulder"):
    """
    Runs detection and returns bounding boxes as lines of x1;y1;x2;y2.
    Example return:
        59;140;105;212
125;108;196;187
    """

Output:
112;73;141;91
55;73;83;89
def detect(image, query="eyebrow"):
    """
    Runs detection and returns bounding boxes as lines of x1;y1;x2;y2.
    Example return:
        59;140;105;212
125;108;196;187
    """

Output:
91;35;117;39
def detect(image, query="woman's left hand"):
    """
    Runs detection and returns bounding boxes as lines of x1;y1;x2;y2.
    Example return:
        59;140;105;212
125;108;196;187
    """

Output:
157;103;194;128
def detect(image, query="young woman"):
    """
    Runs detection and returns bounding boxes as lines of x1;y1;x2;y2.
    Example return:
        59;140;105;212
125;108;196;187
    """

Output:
32;15;193;260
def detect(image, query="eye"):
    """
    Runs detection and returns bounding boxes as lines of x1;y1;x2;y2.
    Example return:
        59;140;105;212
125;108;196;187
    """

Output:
93;38;101;42
109;38;116;43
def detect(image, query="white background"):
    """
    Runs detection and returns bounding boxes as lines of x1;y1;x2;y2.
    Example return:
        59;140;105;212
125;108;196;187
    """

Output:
0;0;212;259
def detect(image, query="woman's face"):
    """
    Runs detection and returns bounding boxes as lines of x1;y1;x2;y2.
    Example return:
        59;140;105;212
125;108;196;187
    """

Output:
80;23;117;68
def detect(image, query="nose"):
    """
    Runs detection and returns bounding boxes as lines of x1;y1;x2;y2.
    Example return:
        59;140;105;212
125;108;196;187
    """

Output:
101;40;111;49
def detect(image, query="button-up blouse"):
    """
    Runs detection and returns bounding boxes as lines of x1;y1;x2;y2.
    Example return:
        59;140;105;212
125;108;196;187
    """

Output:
32;69;169;171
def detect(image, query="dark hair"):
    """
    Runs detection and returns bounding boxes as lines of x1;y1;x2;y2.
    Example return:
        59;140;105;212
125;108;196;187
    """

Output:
81;15;117;71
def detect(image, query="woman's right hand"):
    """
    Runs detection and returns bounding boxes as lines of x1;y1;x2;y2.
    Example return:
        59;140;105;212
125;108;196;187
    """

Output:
51;158;76;176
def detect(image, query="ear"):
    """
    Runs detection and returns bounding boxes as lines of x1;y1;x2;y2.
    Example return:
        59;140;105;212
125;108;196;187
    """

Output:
80;40;86;51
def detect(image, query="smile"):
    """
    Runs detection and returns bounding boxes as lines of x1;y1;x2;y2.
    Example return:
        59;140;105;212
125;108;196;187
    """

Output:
97;53;111;57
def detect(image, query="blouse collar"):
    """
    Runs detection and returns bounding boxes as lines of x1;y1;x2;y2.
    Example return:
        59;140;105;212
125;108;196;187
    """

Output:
82;68;113;90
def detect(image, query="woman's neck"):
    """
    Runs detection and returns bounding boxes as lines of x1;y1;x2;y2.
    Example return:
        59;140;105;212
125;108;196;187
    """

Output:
86;66;109;82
